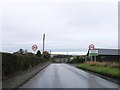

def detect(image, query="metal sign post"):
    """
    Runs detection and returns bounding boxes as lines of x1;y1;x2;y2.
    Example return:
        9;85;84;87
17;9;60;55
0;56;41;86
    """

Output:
94;56;96;62
89;50;98;61
91;56;93;62
89;44;98;62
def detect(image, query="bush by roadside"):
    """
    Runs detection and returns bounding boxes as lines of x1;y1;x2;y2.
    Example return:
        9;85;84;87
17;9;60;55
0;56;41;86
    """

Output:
2;52;49;80
70;56;85;63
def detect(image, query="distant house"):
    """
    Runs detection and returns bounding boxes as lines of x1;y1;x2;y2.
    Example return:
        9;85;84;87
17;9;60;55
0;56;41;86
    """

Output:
87;49;119;62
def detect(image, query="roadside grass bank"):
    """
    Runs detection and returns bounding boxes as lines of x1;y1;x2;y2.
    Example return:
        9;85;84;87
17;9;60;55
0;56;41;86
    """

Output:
78;61;120;84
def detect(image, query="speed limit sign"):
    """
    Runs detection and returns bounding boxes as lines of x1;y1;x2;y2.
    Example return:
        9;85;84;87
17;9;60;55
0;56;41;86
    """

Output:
89;44;95;50
32;45;38;52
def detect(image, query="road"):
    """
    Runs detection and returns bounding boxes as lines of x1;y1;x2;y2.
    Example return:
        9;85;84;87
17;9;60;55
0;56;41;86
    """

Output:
21;64;119;88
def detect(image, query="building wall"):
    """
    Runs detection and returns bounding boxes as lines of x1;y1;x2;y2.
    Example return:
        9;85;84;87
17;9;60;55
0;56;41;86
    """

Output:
96;55;119;62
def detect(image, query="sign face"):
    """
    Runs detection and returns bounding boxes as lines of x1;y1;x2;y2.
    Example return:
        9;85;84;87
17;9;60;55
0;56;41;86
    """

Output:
89;44;95;50
89;50;98;56
32;45;38;52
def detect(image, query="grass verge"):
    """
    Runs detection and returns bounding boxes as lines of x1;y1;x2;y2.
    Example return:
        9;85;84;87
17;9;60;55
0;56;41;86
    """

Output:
78;62;120;80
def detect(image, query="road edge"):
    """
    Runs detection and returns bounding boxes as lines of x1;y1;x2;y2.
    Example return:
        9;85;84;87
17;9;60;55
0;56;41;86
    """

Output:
3;62;51;89
16;62;51;89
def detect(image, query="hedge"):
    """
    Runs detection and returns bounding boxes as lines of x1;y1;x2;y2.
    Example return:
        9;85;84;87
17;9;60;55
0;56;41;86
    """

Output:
2;53;46;79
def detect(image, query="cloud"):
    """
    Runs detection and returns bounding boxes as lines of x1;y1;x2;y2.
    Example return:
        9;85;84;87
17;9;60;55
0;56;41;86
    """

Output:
1;1;118;54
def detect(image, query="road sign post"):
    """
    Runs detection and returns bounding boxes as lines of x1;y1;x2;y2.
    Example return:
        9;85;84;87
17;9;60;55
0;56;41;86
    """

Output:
89;50;98;62
94;56;96;62
89;44;98;62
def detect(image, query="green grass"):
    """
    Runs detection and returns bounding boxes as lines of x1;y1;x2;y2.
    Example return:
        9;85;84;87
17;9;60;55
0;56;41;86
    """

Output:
78;62;120;79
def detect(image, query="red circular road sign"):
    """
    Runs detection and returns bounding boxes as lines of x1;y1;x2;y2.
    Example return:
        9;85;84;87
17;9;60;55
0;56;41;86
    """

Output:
89;44;95;50
32;45;38;51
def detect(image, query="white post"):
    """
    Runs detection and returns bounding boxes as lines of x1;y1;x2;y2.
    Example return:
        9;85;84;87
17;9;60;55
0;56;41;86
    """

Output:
94;56;96;62
91;56;93;62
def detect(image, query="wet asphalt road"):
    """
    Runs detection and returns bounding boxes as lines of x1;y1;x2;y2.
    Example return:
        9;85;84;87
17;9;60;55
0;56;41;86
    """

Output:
21;64;119;88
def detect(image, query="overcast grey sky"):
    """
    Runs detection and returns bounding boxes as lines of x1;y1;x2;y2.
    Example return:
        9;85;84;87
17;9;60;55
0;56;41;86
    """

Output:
0;0;119;54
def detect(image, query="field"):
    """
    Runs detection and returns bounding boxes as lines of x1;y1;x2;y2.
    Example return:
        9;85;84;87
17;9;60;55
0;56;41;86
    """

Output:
78;61;120;79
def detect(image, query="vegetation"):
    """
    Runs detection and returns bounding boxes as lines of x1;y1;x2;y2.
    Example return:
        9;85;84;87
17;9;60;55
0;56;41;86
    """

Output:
78;61;120;79
72;56;85;63
36;50;41;57
2;49;51;80
43;51;50;59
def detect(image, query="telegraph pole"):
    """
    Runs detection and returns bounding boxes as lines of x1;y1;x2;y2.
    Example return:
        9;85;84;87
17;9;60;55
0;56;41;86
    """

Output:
50;50;51;60
43;34;45;53
67;52;69;63
42;34;45;60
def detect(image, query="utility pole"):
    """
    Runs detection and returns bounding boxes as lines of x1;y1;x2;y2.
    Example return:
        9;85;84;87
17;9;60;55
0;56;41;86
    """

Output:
67;52;69;63
43;34;45;53
42;34;45;60
50;50;51;60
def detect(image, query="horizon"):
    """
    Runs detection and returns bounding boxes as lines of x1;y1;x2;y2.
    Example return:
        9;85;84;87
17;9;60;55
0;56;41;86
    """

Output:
1;48;119;55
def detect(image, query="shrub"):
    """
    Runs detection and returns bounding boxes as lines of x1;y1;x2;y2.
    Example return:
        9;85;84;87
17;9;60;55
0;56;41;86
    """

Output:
2;52;44;79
